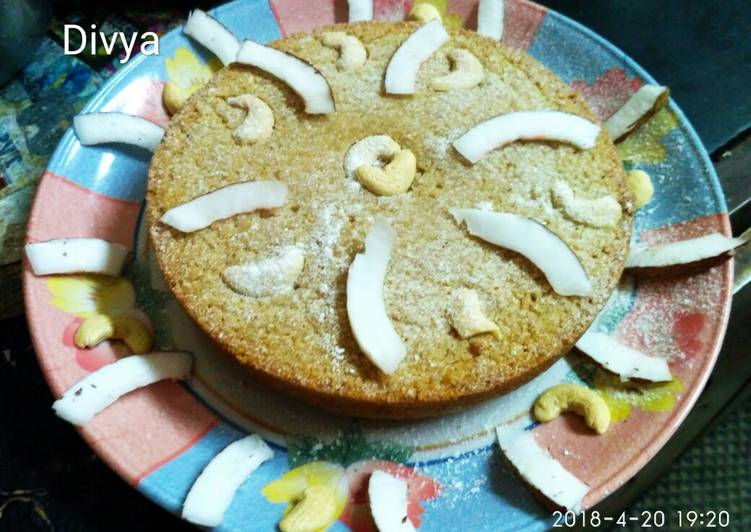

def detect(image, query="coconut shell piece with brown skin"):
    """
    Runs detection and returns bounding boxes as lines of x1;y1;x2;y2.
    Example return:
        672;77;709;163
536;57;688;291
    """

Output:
625;232;748;278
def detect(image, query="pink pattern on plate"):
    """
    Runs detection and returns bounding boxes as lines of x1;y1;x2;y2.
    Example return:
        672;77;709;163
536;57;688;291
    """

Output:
447;0;546;50
533;212;732;510
24;172;217;486
571;68;644;121
101;78;170;128
26;172;140;246
270;0;412;35
341;459;443;531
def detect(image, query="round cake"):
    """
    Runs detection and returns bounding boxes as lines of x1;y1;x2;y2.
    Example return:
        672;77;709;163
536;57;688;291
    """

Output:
147;21;633;419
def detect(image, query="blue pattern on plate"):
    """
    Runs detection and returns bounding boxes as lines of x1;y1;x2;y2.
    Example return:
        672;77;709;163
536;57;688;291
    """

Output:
45;0;281;202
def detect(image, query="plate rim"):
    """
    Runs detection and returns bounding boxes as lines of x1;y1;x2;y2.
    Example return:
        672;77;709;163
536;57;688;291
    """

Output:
22;0;734;525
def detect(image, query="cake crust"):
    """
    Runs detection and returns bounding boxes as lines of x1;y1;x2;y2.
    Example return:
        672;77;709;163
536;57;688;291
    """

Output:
147;21;632;419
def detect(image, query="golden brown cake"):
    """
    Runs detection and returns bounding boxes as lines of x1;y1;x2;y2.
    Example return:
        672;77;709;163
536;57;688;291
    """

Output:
147;21;633;419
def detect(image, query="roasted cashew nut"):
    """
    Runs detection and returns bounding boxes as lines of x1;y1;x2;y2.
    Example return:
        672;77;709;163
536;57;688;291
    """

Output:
344;135;418;195
343;135;400;180
431;49;484;91
74;313;154;354
409;2;442;23
533;383;611;434
551;180;622;228
448;287;500;339
225;94;274;143
356;149;417;196
279;485;337;532
625;169;654;209
320;32;367;71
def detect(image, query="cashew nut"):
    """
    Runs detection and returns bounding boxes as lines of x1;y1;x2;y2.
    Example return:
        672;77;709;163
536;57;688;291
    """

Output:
74;314;154;354
356;149;417;196
225;94;274;143
409;2;442;23
344;135;400;180
448;288;500;340
222;246;304;297
551;180;622;228
626;169;654;209
533;383;611;434
320;32;367;71
279;485;337;532
431;49;484;91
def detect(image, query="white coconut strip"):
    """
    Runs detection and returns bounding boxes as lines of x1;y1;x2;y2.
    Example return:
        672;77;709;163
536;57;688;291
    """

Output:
346;219;406;374
182;434;273;527
453;111;600;163
25;238;129;276
160;181;288;233
477;0;504;40
369;470;415;532
626;233;745;269
451;209;593;296
52;352;193;425
576;331;671;382
348;0;373;22
497;423;589;512
235;41;335;114
183;9;240;65
384;18;450;95
605;84;668;142
74;112;164;152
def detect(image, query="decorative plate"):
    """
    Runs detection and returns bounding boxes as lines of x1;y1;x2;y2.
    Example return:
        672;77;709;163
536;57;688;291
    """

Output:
24;1;732;530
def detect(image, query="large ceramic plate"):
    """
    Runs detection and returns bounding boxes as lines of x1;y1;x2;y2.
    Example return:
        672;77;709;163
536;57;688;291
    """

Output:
24;1;732;530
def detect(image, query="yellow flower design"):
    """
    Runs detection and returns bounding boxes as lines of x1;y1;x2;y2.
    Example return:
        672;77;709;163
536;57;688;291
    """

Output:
262;461;349;532
412;0;464;29
617;107;680;164
163;48;222;115
593;368;685;422
47;274;137;317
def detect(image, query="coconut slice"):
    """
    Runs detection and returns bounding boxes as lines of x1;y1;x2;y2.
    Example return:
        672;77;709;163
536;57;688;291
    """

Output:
451;208;593;297
160;180;288;233
384;18;450;95
497;424;589;511
74;112;164;152
183;9;240;65
477;0;504;40
235;41;335;114
182;434;273;527
25;238;129;276
454;111;600;163
605;85;669;142
625;233;746;276
222;246;304;297
348;0;373;22
368;470;415;532
52;352;193;425
346;219;406;374
575;331;671;382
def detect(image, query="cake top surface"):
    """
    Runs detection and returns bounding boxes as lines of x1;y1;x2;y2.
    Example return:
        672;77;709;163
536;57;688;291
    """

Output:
147;21;632;416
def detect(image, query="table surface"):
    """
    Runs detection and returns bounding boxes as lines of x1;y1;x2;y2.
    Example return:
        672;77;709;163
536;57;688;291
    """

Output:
1;1;750;530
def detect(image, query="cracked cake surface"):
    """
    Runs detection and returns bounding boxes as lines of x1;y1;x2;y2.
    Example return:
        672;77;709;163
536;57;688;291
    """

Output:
147;21;632;419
